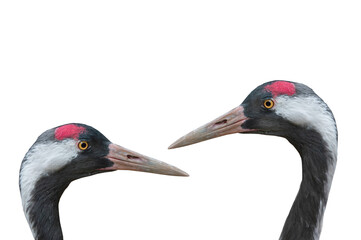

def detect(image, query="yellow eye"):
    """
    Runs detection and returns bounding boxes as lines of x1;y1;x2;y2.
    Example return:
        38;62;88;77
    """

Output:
263;99;274;109
78;141;89;150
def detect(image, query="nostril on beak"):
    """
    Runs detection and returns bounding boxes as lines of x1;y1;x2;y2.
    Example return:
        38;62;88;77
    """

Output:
127;155;141;161
214;119;228;126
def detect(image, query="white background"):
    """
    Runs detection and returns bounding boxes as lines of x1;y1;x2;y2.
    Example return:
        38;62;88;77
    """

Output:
1;1;360;239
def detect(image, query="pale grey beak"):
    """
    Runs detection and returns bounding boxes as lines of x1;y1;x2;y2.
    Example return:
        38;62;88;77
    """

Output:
102;143;189;176
169;106;253;149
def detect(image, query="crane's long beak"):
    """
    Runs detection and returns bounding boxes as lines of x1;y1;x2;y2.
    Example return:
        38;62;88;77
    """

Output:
169;105;253;149
103;144;188;176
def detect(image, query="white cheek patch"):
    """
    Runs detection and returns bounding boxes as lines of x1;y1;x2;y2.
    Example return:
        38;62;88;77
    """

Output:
19;139;79;230
274;95;337;153
274;94;338;198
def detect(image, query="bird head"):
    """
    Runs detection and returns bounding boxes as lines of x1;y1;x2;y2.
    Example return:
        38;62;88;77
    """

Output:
20;124;188;239
20;124;188;212
168;80;338;240
21;123;187;181
169;80;337;150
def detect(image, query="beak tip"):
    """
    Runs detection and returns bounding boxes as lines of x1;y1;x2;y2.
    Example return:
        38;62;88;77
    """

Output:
168;140;183;150
168;144;176;150
168;137;190;150
170;166;189;177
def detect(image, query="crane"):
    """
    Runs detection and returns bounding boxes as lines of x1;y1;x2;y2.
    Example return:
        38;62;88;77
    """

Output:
169;80;337;240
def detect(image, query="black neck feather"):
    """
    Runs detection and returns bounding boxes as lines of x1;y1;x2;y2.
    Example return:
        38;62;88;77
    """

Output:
280;128;335;240
28;174;71;240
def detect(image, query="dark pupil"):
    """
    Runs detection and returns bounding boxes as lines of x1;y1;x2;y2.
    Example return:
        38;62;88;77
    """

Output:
265;101;271;107
81;142;87;148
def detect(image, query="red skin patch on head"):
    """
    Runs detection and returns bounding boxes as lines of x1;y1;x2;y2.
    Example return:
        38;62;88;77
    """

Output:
55;124;86;140
264;81;296;97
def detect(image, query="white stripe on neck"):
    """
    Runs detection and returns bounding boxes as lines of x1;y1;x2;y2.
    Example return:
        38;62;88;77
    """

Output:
274;95;337;240
19;139;79;237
